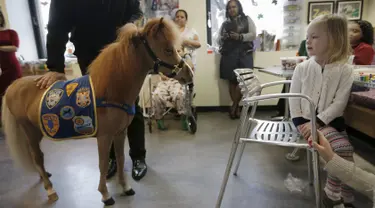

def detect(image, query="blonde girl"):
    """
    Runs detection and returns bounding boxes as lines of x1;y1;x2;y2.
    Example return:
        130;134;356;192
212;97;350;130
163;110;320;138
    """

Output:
290;14;355;208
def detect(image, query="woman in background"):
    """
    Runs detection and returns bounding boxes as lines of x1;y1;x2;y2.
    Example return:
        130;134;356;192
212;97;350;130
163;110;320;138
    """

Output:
218;0;256;119
349;20;375;65
297;39;308;57
174;9;201;69
0;11;21;124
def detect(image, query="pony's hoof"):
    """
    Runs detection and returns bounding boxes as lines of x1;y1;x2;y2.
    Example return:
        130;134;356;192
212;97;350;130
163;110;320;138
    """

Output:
123;188;135;196
48;192;59;202
102;197;115;206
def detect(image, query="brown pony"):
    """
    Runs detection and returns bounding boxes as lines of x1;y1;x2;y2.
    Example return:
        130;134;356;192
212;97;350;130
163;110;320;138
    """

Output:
1;18;193;205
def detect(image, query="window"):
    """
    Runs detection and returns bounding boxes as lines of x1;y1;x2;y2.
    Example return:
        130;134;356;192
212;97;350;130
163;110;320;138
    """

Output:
207;0;304;52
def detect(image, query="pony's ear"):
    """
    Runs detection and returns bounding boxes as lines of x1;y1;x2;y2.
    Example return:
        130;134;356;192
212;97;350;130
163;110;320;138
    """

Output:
131;32;141;47
156;17;165;34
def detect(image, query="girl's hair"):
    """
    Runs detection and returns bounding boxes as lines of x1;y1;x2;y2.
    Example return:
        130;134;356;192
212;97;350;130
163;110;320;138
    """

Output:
310;14;351;64
353;20;374;45
0;11;5;28
225;0;245;19
175;9;188;20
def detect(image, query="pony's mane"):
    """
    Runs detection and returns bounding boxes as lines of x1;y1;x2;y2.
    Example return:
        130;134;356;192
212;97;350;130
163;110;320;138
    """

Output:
88;18;180;101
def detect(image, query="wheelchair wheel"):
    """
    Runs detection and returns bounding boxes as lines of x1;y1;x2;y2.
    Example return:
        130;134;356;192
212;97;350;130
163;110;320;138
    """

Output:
187;116;197;134
148;119;152;133
187;107;197;134
192;107;197;121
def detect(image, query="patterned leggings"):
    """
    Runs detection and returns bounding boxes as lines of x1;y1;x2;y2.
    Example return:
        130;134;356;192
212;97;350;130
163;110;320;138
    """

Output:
320;126;354;203
152;79;186;120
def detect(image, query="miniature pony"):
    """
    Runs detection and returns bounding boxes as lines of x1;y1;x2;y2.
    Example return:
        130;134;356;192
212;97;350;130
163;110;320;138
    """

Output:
1;17;193;205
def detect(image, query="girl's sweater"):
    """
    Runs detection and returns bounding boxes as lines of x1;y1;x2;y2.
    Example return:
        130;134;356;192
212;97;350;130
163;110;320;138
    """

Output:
289;58;354;129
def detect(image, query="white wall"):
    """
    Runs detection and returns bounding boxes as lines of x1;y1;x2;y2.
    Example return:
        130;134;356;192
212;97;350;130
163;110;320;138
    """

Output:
1;0;374;106
365;0;375;24
5;0;38;60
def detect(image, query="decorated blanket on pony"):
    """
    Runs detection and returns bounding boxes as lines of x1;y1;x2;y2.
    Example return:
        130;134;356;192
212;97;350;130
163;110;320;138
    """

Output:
38;75;97;140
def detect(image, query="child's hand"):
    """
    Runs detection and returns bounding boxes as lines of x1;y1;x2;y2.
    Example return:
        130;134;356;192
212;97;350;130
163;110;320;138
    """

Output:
182;38;190;47
309;131;335;162
159;73;169;81
297;122;312;140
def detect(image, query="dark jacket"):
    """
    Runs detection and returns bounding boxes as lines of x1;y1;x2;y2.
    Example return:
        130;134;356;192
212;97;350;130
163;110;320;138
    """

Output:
219;15;253;55
46;0;143;73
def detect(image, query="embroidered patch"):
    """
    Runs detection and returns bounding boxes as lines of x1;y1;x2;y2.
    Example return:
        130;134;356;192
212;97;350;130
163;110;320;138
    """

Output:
60;106;75;120
66;83;79;97
73;116;94;135
45;89;64;109
76;87;91;108
42;114;60;137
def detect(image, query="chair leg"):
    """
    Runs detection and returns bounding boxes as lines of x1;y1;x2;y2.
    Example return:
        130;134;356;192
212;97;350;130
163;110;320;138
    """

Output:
285;147;301;161
215;138;241;208
312;150;322;208
307;148;313;185
216;105;250;208
233;141;246;176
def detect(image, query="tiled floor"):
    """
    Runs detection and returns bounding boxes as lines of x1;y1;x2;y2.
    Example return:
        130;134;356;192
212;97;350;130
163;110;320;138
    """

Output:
0;112;373;208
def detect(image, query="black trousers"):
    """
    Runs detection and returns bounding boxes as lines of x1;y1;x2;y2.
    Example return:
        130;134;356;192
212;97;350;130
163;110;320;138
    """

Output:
77;54;146;161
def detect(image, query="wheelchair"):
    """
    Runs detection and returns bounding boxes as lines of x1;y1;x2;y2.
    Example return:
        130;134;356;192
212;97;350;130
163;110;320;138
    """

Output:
139;70;197;134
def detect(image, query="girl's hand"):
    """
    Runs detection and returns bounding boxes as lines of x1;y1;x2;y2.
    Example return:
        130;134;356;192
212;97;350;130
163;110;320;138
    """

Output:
297;122;312;140
310;131;335;162
298;122;321;140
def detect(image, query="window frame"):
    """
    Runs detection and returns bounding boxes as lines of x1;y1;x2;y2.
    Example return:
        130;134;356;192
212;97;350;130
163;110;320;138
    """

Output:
28;0;46;58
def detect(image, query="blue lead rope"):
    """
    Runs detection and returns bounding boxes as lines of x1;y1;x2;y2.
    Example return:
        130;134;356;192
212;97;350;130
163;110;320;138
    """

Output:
96;98;136;115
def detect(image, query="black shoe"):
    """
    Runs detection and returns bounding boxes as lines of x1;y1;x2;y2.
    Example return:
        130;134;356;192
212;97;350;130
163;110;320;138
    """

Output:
106;159;117;179
132;159;147;181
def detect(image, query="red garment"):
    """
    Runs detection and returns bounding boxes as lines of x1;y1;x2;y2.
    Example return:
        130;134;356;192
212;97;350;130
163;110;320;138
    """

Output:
352;42;375;65
0;29;21;96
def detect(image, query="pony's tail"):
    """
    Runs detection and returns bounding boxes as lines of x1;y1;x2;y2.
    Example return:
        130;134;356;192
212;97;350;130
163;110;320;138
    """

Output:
1;96;36;173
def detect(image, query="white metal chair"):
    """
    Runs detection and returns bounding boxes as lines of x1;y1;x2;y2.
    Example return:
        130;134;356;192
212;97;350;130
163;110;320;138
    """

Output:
215;68;322;208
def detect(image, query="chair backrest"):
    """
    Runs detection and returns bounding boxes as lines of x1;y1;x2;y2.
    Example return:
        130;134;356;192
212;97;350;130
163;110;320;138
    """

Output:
234;68;262;98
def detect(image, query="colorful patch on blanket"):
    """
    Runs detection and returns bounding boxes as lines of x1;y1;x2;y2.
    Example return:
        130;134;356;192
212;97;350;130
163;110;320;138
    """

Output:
39;75;97;139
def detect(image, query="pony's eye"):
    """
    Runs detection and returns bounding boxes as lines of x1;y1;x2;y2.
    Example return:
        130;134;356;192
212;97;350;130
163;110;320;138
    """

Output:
164;48;173;55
